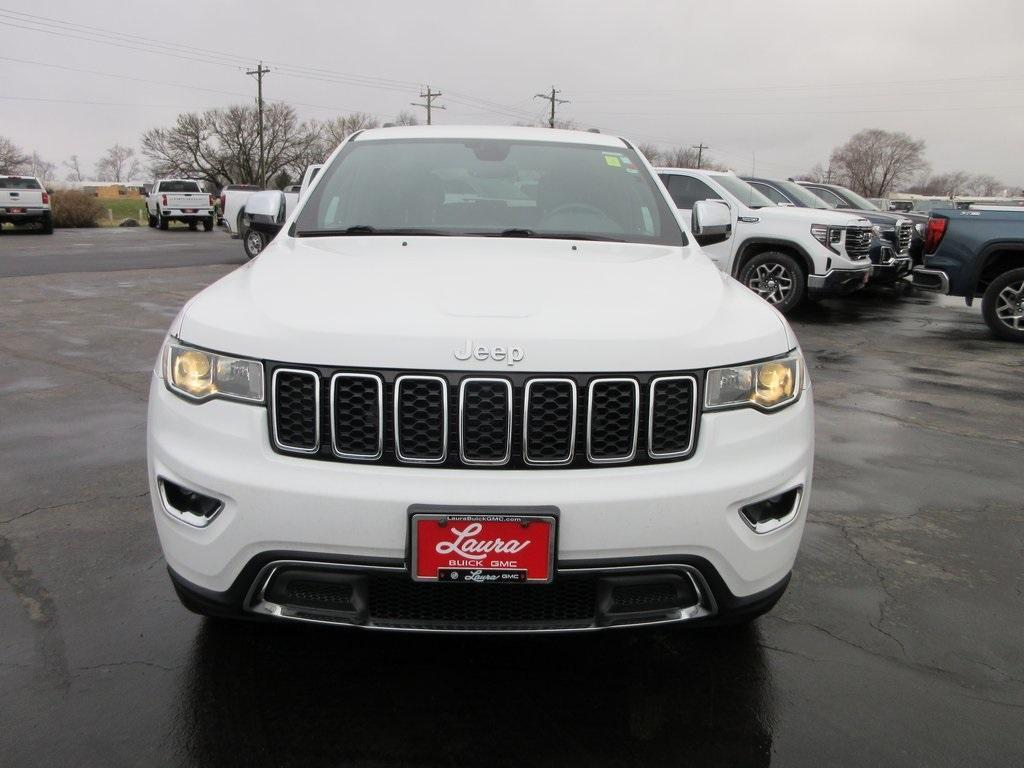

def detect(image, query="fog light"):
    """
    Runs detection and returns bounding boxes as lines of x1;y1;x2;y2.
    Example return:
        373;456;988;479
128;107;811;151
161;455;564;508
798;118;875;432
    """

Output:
740;486;802;534
158;477;224;528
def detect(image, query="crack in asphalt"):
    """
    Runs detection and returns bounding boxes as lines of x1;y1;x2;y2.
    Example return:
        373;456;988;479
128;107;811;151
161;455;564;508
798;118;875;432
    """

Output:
72;659;180;676
0;491;150;526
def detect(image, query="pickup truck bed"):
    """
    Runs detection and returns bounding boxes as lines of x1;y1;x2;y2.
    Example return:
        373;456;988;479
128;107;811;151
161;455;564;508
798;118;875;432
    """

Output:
0;175;52;234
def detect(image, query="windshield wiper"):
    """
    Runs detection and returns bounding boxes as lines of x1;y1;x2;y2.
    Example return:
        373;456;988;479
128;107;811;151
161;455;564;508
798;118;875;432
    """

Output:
468;229;623;242
295;226;450;237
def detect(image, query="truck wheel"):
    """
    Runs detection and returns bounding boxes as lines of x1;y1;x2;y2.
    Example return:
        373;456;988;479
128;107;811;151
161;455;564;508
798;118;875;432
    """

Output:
243;227;267;260
188;221;198;231
738;252;806;314
39;214;53;235
158;209;169;230
148;212;157;228
202;217;213;232
981;267;1024;342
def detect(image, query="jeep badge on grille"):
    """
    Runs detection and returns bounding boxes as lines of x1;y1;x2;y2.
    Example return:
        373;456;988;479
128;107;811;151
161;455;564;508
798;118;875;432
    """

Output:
454;340;525;365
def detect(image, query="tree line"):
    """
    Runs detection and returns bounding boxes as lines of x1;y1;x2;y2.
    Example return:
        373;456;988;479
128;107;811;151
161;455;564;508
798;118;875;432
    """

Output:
0;115;1015;198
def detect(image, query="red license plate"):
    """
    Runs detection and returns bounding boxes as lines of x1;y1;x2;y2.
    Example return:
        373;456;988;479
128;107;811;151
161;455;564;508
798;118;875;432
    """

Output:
8;208;25;214
183;208;197;213
412;512;556;583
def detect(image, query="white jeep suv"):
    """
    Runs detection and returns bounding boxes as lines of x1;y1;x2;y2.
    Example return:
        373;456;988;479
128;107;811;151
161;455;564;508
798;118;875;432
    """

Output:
657;168;873;313
148;126;814;632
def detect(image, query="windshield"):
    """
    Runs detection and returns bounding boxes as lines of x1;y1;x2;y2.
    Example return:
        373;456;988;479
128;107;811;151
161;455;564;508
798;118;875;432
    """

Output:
294;138;683;245
0;177;41;189
833;185;881;211
775;180;830;209
712;175;775;209
160;181;201;193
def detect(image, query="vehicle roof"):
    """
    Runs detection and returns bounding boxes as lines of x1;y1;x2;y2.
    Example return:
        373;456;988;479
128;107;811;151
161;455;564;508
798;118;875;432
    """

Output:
653;167;737;177
156;178;202;182
0;174;40;179
352;124;628;148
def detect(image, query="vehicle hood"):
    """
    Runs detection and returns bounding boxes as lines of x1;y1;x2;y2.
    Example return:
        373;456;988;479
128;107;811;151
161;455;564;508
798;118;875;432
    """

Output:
836;208;909;227
754;206;870;227
176;236;793;372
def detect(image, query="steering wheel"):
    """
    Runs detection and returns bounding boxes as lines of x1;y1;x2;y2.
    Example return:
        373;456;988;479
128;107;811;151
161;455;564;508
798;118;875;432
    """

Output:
542;202;607;221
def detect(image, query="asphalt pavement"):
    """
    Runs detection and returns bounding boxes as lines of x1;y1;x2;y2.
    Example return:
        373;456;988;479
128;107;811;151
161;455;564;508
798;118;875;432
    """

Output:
0;232;1021;767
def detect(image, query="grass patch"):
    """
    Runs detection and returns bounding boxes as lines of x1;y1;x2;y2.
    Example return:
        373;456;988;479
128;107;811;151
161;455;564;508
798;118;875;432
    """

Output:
97;197;148;226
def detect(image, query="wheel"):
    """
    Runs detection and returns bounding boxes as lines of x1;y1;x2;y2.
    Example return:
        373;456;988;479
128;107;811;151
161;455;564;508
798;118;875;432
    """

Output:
148;212;157;228
188;221;198;231
158;209;169;230
235;212;245;239
242;227;267;259
202;216;213;232
981;267;1024;342
39;214;53;235
738;251;806;314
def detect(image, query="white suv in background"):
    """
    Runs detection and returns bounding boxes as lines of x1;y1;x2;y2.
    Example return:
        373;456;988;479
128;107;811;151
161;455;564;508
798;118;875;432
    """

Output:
148;126;814;633
656;168;873;313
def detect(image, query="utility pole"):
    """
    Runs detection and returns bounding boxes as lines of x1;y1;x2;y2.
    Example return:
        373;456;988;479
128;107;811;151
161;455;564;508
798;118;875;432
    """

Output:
411;86;446;125
246;61;270;186
534;87;569;128
692;143;708;169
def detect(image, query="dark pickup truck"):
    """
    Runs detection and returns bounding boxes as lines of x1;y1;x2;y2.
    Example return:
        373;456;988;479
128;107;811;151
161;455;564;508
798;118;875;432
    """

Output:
912;207;1024;341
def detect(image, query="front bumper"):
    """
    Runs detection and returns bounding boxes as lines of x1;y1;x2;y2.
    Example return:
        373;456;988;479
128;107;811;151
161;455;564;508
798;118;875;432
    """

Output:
148;375;813;626
871;248;913;283
807;265;872;297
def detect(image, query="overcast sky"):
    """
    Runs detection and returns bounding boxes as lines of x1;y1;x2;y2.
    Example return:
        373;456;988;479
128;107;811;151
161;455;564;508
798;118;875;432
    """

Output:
2;0;1023;186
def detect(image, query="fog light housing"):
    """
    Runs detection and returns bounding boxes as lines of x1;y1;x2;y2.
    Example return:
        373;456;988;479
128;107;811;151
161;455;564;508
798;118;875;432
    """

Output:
739;486;802;534
158;477;224;528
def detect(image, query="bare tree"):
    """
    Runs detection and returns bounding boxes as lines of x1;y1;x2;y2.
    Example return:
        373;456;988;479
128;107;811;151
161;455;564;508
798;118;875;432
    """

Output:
635;143;662;165
64;154;85;182
828;129;927;197
27;151;56;183
392;110;420;127
968;174;1004;196
95;144;140;182
142;103;320;188
0;136;29;174
909;171;1006;198
801;161;841;184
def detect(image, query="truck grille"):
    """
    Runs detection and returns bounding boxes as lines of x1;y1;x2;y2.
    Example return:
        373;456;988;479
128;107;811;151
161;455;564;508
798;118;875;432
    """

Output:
897;220;912;252
269;366;700;469
844;226;871;260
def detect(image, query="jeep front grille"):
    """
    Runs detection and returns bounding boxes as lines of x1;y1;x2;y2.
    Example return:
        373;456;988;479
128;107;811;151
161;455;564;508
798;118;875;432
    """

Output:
269;366;700;469
844;226;871;260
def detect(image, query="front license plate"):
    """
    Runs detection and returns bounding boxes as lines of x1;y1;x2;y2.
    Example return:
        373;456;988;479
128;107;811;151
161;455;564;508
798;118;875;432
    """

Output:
412;512;556;583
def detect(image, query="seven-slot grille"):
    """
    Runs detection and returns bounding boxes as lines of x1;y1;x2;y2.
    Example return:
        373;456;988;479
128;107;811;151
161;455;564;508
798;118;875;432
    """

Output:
269;367;700;469
896;220;912;252
844;226;872;260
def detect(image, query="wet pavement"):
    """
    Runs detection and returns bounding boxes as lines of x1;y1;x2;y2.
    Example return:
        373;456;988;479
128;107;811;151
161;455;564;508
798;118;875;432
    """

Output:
0;242;1022;766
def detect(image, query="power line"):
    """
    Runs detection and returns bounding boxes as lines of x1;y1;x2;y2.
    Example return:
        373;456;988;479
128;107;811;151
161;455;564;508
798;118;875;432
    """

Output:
534;87;569;128
411;86;445;125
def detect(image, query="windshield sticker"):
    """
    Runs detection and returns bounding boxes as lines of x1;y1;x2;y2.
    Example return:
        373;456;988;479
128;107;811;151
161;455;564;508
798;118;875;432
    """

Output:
604;154;622;168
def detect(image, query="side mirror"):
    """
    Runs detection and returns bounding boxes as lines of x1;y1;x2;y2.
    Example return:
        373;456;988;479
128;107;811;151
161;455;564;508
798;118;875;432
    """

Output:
244;190;286;225
691;199;731;245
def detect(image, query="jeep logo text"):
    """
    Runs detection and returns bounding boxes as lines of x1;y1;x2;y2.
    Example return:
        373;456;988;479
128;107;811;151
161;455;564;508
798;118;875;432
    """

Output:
453;339;525;365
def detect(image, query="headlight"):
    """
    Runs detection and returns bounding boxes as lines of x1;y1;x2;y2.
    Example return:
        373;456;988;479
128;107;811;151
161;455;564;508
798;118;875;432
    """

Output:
162;340;264;403
705;351;803;412
810;224;842;252
871;224;882;237
915;222;925;235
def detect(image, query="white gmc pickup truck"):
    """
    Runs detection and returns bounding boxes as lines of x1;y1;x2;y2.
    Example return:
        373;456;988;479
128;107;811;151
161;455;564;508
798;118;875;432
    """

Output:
0;175;53;234
149;126;813;633
146;179;214;231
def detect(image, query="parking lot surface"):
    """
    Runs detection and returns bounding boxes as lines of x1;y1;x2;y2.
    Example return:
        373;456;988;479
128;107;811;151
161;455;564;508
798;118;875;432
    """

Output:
1;230;1022;766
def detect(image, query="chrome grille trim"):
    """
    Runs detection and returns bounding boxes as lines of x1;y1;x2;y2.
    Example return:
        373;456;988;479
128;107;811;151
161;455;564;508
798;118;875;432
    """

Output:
897;220;912;252
458;378;513;466
522;378;578;466
844;226;872;260
271;368;321;454
394;375;449;464
329;372;384;461
647;375;698;459
586;378;640;464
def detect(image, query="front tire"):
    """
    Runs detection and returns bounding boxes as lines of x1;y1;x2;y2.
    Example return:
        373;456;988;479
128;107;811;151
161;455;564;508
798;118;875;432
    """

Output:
981;267;1024;342
242;227;267;260
738;251;806;314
